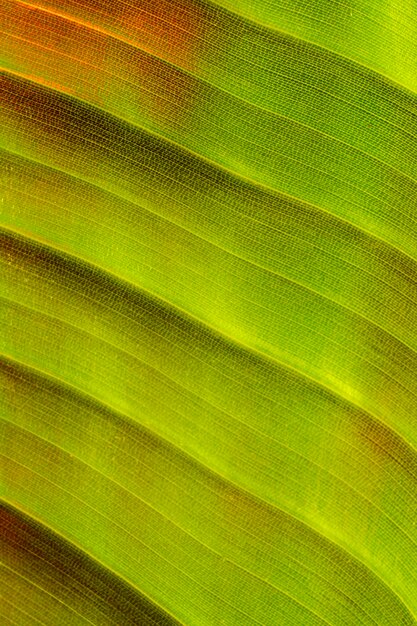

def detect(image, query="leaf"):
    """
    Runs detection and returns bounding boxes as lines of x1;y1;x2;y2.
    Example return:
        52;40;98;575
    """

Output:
1;0;417;624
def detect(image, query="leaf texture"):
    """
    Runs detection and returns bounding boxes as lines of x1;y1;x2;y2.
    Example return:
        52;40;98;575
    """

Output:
1;0;417;624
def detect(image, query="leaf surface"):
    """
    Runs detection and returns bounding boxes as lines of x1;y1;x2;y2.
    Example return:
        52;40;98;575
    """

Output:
1;1;417;624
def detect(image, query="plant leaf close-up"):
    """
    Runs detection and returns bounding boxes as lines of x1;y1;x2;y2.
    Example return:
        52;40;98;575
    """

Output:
1;0;417;624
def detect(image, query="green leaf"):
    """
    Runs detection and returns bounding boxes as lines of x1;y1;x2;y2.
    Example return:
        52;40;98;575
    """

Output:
1;0;417;623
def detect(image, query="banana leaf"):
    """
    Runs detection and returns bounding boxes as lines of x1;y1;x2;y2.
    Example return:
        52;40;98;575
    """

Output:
1;0;417;623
